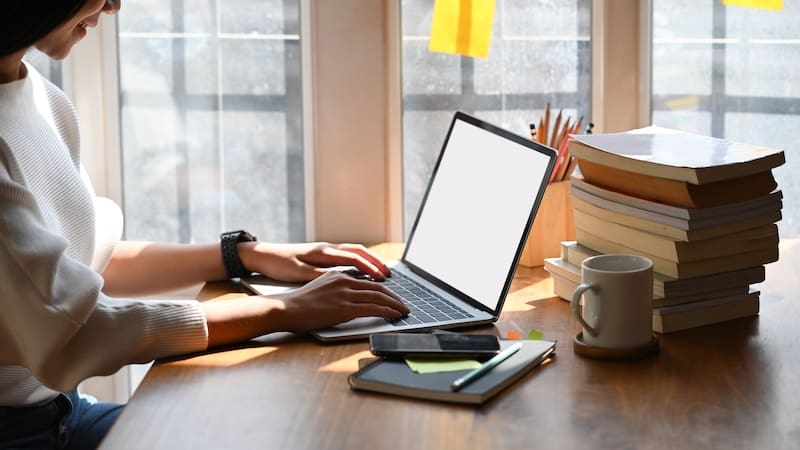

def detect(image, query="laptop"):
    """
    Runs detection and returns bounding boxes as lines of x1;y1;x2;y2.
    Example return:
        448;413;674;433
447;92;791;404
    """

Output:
244;111;556;341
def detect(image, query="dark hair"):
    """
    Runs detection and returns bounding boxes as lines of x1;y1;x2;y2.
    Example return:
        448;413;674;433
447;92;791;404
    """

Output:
0;1;89;57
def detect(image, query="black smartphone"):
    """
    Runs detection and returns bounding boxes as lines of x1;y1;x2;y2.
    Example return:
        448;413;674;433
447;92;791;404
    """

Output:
369;333;501;358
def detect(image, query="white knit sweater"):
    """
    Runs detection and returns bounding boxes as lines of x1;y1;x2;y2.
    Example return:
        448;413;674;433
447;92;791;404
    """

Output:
0;63;209;406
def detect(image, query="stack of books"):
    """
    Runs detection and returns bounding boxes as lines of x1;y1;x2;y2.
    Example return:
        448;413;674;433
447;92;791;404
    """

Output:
544;126;786;333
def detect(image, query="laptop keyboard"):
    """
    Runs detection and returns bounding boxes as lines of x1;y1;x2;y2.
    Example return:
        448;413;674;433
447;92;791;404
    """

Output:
380;271;475;326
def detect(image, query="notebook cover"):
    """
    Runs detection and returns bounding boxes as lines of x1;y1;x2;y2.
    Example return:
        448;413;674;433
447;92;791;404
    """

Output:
348;340;556;405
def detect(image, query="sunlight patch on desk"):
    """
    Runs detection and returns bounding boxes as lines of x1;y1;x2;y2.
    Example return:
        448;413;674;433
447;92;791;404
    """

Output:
502;278;554;312
172;347;279;367
318;350;374;373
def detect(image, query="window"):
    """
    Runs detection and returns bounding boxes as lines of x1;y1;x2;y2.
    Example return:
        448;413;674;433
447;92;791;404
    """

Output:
401;0;592;235
117;0;304;244
652;0;800;237
25;50;62;88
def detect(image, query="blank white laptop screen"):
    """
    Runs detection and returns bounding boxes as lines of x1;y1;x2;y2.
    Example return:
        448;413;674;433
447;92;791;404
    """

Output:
403;118;553;311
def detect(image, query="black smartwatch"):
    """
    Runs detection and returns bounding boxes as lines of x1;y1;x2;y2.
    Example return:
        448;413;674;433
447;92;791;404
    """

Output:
220;230;257;279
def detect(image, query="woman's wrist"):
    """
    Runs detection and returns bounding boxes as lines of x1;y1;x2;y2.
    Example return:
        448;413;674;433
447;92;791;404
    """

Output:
219;230;257;278
201;296;289;347
236;241;263;276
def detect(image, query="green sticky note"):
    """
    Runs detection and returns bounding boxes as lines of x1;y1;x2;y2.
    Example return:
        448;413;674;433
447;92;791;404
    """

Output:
405;358;482;374
526;329;544;340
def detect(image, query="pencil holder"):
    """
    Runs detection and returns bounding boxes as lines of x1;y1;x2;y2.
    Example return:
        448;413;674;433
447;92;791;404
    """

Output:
519;180;575;267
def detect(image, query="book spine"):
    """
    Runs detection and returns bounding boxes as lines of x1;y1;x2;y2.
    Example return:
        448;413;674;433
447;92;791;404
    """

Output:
652;294;760;333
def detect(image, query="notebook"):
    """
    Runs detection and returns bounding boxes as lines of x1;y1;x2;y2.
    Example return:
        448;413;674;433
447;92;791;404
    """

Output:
348;339;557;405
244;111;556;341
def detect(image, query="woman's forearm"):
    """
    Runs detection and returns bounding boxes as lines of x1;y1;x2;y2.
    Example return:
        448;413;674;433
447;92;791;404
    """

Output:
101;241;228;297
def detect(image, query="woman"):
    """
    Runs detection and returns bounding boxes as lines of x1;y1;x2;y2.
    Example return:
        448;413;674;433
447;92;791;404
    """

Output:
0;1;409;448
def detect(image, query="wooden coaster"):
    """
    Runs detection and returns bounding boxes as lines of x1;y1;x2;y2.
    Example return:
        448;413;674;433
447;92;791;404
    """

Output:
573;332;659;360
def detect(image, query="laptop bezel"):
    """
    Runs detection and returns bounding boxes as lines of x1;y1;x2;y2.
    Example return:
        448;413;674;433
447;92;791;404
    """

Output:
400;111;557;319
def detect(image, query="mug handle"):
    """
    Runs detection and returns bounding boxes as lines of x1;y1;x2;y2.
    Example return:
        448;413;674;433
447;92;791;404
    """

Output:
571;283;600;338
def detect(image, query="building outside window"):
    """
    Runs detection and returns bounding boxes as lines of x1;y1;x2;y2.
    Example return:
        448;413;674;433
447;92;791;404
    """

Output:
117;0;304;244
401;0;592;235
652;0;800;237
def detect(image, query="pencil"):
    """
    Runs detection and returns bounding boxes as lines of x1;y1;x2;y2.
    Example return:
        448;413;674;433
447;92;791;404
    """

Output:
541;102;551;148
573;116;584;135
563;156;579;181
556;117;572;152
529;123;537;141
550;129;572;183
549;109;563;148
553;145;571;182
537;117;544;143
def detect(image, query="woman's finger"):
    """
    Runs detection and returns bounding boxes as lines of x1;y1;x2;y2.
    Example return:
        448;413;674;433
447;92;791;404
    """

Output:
346;303;407;321
343;288;409;315
312;247;386;281
335;243;391;276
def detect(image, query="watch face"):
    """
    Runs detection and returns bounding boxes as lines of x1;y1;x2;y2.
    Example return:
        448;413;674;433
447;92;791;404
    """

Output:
239;231;257;242
223;230;257;242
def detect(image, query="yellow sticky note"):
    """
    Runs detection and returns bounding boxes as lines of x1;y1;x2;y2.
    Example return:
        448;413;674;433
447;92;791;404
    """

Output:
405;358;482;374
429;0;496;58
722;0;783;10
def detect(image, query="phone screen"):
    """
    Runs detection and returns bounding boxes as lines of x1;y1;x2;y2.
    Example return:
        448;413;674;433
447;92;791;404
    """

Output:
369;333;500;357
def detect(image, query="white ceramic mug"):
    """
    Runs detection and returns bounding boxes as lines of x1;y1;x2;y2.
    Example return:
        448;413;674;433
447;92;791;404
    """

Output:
571;254;654;349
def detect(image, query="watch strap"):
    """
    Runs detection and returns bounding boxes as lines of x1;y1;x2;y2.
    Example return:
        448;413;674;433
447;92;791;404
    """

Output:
220;230;257;279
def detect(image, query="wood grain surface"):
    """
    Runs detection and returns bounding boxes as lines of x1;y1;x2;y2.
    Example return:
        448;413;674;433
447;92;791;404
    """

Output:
101;241;800;450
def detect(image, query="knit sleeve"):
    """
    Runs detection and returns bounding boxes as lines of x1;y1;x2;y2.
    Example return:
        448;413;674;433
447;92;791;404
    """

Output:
0;143;208;392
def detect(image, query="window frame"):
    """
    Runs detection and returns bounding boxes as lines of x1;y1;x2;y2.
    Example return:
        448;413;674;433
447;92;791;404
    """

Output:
72;0;648;247
67;0;647;401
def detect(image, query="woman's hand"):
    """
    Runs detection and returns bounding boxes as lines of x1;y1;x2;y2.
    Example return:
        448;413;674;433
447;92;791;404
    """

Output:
200;270;409;345
271;271;409;333
239;242;392;282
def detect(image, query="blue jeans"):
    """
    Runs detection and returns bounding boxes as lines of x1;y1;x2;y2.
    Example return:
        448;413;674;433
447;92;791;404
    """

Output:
0;390;124;449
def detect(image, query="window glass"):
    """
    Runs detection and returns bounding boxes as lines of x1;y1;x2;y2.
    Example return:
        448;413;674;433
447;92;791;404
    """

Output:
25;51;63;88
652;1;800;237
118;0;304;244
401;0;592;234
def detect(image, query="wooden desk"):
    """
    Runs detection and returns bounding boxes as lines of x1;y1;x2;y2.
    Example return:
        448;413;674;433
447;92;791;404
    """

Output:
101;242;800;449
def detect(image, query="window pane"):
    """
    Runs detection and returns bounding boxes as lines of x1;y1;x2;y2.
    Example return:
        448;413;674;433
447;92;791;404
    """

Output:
652;1;800;238
25;50;63;88
118;0;304;244
401;0;592;235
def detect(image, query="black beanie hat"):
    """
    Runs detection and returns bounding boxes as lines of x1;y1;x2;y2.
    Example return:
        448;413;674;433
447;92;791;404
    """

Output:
0;1;90;57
